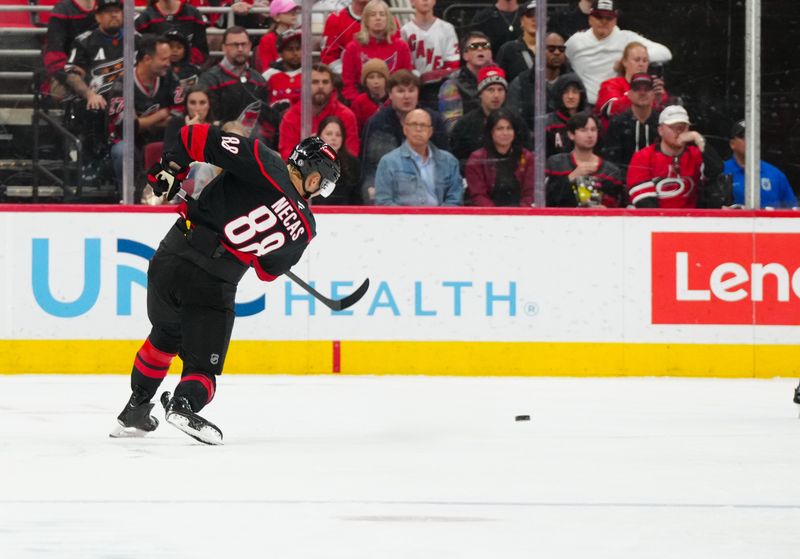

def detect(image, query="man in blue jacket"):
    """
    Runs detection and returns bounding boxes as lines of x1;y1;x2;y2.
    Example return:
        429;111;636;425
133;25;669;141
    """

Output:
724;120;797;208
375;108;463;206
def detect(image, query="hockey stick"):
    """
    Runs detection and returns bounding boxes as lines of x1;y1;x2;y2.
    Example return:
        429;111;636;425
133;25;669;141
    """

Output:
285;271;370;311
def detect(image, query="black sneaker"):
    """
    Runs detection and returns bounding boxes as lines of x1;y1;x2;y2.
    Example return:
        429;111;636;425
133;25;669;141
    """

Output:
160;391;223;445
793;383;800;406
109;385;159;438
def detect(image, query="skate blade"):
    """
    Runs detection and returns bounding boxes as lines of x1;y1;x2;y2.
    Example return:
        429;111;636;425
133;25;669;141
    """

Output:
109;421;153;438
166;413;223;446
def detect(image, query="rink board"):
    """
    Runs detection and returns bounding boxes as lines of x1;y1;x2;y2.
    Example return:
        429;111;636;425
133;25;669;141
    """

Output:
1;206;799;377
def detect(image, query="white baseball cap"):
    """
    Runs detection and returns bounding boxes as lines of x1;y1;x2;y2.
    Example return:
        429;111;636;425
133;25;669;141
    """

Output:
659;105;691;125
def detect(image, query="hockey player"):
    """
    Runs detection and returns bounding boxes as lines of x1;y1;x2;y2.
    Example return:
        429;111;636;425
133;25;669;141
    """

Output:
110;128;340;445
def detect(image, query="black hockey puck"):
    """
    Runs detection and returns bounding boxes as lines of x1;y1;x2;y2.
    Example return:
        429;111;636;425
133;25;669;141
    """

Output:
515;415;530;421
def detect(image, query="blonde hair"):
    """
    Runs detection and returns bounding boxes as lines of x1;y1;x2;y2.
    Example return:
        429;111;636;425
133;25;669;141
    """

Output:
356;0;396;45
613;41;648;76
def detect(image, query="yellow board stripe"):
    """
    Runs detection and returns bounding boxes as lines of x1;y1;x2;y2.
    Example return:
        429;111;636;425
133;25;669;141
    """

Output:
0;340;798;378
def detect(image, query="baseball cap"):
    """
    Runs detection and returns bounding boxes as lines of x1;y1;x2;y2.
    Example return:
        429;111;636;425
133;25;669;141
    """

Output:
591;0;618;15
629;72;654;89
730;120;745;139
164;28;190;50
477;66;508;94
521;1;536;15
277;27;301;51
270;0;299;18
658;105;691;125
96;0;123;11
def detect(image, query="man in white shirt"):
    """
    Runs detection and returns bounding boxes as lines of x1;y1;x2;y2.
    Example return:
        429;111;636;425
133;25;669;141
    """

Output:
565;0;671;105
401;0;460;109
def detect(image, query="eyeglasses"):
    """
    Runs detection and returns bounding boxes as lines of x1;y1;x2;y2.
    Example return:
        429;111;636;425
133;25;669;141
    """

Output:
546;45;566;53
405;122;432;129
465;41;491;51
224;41;250;49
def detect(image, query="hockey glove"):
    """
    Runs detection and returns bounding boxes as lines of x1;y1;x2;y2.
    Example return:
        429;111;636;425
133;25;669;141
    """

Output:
147;157;189;201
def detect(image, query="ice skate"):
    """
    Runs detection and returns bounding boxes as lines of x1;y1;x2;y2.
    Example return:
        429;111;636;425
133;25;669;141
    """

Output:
160;391;223;445
109;385;159;438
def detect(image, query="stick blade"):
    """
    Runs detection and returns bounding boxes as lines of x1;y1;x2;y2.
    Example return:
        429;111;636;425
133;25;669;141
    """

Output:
333;278;370;311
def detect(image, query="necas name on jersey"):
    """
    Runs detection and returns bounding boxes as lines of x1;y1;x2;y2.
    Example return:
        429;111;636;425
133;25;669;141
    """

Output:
271;197;306;241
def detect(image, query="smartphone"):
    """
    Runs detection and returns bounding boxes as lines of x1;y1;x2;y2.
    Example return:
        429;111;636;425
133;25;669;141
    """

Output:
648;63;664;80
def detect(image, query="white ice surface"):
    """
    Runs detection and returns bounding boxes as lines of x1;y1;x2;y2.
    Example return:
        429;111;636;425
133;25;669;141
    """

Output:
1;375;799;558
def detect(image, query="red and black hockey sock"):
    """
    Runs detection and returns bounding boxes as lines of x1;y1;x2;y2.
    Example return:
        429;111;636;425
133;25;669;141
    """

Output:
131;338;177;401
174;372;216;413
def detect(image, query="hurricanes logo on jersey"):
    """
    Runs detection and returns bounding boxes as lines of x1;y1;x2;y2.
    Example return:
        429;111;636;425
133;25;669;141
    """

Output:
655;177;695;199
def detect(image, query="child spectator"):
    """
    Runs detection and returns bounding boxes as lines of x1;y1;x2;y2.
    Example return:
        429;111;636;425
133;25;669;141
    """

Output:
135;0;210;66
164;29;200;110
263;28;302;115
340;0;412;103
350;59;390;134
255;0;299;72
466;108;534;207
313;116;363;205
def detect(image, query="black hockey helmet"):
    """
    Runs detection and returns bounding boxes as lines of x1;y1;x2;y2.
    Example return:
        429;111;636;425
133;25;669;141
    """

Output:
288;136;340;198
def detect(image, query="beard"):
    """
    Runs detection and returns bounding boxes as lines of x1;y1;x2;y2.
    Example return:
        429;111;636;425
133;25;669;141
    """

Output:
312;91;330;107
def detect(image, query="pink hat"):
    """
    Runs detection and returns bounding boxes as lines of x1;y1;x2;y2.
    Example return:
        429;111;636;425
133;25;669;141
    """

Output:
270;0;299;18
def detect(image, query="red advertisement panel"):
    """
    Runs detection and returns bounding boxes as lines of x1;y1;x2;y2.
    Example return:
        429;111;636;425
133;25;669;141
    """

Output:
652;232;800;325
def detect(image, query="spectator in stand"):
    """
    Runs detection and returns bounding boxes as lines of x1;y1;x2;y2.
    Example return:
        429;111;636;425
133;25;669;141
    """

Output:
465;108;534;207
595;41;667;128
341;0;412;104
375;108;462;206
254;0;299;72
350;58;389;134
627;105;725;209
469;0;521;59
321;0;401;74
228;0;270;48
724;120;798;209
565;0;671;106
506;32;571;128
550;0;595;41
401;0;460;111
107;34;177;202
451;66;531;171
438;31;495;132
313;116;363;205
42;0;97;100
279;63;359;159
199;27;279;147
134;0;209;66
544;73;587;156
546;112;625;207
361;70;449;203
602;72;660;175
63;0;124;162
165;29;200;109
496;0;538;83
262;28;302;115
163;85;218;200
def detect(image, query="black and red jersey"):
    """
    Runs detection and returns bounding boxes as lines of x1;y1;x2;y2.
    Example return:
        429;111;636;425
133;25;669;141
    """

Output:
626;143;723;208
134;2;209;65
199;63;279;147
42;0;97;77
168;124;316;281
107;69;179;144
65;28;125;95
545;152;626;207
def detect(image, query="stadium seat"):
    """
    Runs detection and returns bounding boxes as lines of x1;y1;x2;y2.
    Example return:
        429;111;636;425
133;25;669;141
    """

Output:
0;0;35;27
143;141;164;171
